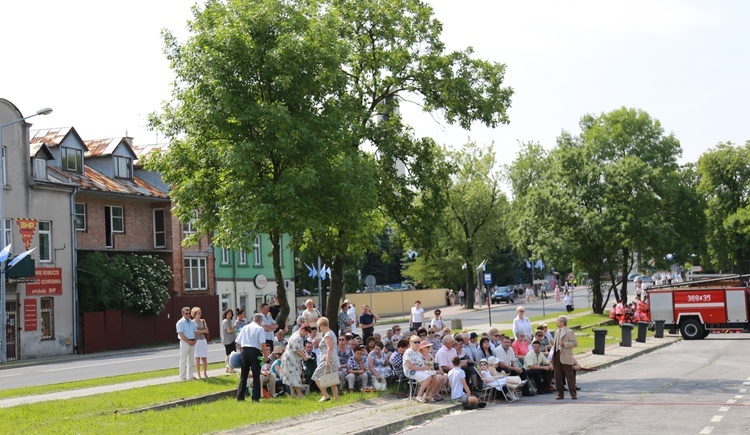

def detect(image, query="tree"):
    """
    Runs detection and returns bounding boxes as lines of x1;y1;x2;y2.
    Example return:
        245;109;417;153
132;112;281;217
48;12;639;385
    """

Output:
697;142;750;273
149;0;513;332
510;108;693;312
425;142;508;309
148;0;348;328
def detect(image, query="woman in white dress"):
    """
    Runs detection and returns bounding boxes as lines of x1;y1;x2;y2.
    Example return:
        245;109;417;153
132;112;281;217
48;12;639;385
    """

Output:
192;306;209;379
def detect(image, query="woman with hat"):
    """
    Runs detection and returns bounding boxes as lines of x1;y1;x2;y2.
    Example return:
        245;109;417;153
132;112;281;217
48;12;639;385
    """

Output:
430;310;445;339
403;336;441;403
419;339;446;400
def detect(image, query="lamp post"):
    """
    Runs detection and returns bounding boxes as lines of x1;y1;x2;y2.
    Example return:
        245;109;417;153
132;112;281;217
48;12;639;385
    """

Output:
1;107;53;364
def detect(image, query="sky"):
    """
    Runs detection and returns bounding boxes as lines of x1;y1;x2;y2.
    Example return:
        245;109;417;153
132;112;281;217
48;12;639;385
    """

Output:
2;0;750;171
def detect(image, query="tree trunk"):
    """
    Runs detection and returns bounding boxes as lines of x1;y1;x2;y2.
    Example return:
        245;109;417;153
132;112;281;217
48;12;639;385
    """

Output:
464;259;476;309
620;247;629;305
327;257;346;334
270;230;289;329
591;273;604;314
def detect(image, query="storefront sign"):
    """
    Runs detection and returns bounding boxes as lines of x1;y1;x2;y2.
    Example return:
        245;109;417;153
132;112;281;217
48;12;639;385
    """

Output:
254;273;267;289
16;218;38;250
26;267;63;296
24;298;38;331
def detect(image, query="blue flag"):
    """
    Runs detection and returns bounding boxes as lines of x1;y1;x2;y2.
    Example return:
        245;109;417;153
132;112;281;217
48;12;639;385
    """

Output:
0;243;11;263
8;248;36;268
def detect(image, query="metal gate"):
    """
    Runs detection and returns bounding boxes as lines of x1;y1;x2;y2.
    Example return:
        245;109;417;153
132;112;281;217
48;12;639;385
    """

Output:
5;300;19;361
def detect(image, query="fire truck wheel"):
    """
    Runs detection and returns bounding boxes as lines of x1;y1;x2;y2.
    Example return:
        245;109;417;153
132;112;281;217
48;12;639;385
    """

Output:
680;318;704;340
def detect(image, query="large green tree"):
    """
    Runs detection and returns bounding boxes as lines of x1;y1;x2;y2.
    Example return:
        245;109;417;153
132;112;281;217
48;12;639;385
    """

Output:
697;141;750;273
510;108;695;312
149;0;513;331
148;0;347;327
404;142;508;308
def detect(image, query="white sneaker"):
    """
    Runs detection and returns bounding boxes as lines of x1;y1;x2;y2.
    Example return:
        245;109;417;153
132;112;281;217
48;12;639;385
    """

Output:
519;379;528;387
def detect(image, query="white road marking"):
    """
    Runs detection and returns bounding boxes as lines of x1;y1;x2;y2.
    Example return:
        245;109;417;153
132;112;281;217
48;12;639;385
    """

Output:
743;381;750;385
0;374;19;379
740;389;748;394
734;395;743;399
718;406;729;412
725;399;736;404
43;354;178;372
699;426;714;434
710;415;723;423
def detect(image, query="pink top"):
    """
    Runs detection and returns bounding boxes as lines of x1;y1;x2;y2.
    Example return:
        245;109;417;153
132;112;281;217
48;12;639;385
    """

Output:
511;339;529;357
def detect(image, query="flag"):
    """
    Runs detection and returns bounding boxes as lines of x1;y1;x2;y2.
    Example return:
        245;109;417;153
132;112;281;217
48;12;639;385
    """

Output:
0;243;11;263
310;266;318;279
476;259;487;271
319;265;328;280
462;263;467;270
8;248;35;268
408;250;418;260
525;259;531;269
535;259;544;269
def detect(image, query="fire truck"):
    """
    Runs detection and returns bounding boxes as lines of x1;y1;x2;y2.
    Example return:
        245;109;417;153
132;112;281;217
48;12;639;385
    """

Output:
648;275;750;340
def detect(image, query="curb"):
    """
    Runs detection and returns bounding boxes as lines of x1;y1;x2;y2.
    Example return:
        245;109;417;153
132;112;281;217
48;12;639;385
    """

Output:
352;404;462;435
124;389;236;414
583;337;682;372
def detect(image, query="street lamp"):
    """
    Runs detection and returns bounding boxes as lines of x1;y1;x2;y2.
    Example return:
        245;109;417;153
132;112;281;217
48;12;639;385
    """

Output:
1;107;53;364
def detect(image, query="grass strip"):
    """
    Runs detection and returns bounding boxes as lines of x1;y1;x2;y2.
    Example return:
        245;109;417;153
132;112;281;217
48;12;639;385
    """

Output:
0;362;226;400
3;376;384;434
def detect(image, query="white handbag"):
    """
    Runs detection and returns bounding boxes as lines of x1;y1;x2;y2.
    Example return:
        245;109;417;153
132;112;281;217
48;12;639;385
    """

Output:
318;366;340;388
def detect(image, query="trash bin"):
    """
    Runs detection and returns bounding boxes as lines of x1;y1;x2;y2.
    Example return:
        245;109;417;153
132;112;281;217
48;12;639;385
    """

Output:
451;319;462;330
592;329;607;355
654;320;666;338
620;323;634;347
636;321;648;343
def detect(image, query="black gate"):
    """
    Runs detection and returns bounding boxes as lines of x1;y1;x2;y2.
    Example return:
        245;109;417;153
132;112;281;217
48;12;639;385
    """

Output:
4;300;19;361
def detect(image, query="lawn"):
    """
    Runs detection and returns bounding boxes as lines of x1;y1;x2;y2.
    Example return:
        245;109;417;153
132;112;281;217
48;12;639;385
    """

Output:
0;362;226;400
3;376;386;434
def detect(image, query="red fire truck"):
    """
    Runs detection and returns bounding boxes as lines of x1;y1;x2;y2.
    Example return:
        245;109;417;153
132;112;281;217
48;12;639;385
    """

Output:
648;276;750;340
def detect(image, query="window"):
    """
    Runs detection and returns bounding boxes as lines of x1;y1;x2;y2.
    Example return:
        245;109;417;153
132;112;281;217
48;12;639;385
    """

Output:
153;209;166;248
39;221;51;262
114;156;132;179
2;218;10;248
239;249;247;266
105;206;124;248
184;257;207;290
253;235;262;266
183;210;198;235
62;147;83;173
221;248;230;265
41;297;55;340
33;157;47;180
74;203;86;231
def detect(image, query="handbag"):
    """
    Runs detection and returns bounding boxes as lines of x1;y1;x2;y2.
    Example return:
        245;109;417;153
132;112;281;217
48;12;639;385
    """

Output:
318;366;340;388
202;320;212;343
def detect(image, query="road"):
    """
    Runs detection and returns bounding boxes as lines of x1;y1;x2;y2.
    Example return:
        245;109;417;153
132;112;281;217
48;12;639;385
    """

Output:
0;285;598;390
399;335;750;435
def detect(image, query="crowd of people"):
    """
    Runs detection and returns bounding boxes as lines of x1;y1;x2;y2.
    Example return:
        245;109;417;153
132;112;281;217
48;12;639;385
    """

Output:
177;296;582;406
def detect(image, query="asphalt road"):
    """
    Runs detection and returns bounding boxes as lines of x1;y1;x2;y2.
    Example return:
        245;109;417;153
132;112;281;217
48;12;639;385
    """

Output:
399;335;750;435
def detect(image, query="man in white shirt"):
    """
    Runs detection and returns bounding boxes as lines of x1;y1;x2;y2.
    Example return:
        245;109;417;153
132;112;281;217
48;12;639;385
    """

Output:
176;306;197;381
235;313;265;402
435;335;457;374
495;336;533;396
346;300;357;327
410;300;425;331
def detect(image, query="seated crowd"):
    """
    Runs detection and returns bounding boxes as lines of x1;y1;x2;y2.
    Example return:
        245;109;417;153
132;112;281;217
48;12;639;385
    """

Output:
230;302;579;407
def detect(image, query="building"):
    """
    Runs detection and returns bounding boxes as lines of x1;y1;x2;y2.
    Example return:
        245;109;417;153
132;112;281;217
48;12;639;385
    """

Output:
1;99;77;360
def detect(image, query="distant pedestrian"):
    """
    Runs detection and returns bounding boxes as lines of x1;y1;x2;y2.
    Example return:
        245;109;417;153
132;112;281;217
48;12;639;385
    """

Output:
554;285;561;302
410;300;425;331
564;291;574;313
221;308;237;373
458;288;465;306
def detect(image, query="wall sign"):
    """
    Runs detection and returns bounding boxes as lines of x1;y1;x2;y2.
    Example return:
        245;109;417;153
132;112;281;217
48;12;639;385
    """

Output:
16;218;38;250
26;267;63;296
24;298;38;331
254;273;267;289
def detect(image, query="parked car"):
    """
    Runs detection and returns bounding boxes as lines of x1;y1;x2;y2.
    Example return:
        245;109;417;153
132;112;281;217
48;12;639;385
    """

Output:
627;273;641;282
639;276;655;284
491;286;515;304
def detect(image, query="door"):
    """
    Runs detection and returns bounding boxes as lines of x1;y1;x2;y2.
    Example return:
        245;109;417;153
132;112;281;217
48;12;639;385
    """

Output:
5;299;20;361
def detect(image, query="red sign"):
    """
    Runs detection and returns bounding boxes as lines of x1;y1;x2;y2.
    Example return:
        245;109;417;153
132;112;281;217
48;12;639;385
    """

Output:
24;299;38;331
26;267;63;296
16;218;37;250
